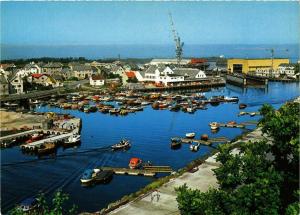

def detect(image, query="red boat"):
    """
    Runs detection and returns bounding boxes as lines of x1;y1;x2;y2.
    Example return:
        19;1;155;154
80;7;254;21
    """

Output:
129;158;142;169
25;134;43;144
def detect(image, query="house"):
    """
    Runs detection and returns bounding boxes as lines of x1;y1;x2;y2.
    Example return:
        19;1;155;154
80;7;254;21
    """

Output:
24;62;42;74
72;65;93;79
28;74;59;87
90;74;105;86
9;74;24;94
0;74;9;95
42;62;63;75
61;67;73;79
111;65;125;75
173;68;207;80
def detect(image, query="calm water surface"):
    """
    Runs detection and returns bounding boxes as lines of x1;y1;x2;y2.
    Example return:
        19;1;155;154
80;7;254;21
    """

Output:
1;82;299;213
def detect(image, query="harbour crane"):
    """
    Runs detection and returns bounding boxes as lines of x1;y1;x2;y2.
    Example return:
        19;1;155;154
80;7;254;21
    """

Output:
168;12;184;66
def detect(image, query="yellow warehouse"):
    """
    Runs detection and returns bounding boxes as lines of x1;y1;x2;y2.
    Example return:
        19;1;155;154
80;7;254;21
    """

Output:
227;58;290;74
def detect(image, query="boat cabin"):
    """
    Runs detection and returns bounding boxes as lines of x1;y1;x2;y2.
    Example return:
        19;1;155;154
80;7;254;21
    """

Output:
129;157;142;169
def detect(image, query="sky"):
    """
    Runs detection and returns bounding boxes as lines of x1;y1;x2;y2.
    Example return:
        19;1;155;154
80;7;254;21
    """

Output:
1;1;299;46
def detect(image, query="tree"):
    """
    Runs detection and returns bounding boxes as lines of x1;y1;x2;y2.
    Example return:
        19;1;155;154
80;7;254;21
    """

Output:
176;101;299;215
9;190;77;215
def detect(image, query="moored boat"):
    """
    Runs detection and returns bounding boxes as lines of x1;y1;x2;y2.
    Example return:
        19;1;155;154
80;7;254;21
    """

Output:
190;143;200;152
129;157;142;169
93;170;114;184
209;122;220;130
37;142;56;155
170;137;182;149
239;103;247;109
186;133;196;138
80;169;95;183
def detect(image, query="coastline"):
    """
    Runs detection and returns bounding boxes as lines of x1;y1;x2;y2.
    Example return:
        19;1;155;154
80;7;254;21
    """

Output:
82;127;268;215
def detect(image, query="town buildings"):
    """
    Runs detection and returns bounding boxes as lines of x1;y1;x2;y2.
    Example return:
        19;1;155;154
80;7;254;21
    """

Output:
90;74;105;86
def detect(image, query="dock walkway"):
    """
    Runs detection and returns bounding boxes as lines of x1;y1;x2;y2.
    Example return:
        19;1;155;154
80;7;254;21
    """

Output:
97;166;173;177
0;130;37;142
176;137;229;146
20;132;73;150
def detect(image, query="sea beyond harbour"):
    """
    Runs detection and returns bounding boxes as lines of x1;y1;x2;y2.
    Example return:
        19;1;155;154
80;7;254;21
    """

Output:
1;44;299;61
1;82;300;213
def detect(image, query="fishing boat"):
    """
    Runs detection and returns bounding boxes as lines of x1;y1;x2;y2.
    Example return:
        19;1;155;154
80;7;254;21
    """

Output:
209;122;220;130
170;137;182;149
190;143;200;152
201;134;209;141
239;103;247;109
111;139;131;150
129;157;142;169
186;133;196;138
37;142;56;155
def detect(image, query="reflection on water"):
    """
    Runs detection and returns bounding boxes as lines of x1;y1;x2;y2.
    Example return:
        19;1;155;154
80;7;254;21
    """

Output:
1;82;299;213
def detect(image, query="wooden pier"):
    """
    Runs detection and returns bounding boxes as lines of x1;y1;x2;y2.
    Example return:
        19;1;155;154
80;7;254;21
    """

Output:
176;137;230;146
218;123;245;128
97;166;173;177
20;132;73;151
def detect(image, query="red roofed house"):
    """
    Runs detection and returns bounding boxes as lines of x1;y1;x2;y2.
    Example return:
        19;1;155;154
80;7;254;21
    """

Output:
90;74;105;86
125;71;138;83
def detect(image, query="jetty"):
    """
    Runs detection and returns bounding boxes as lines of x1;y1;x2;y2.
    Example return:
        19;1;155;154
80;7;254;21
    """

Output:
0;130;37;142
97;166;173;177
175;137;230;146
20;132;74;151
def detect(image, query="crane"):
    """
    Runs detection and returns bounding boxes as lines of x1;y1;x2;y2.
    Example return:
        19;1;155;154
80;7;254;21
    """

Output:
168;12;184;66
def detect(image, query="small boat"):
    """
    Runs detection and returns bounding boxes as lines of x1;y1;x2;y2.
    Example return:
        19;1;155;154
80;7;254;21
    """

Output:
201;134;209;141
209;122;219;130
224;96;239;102
239;111;246;116
186;133;196;138
227;121;237;125
239;103;247;109
18;197;38;212
170;137;182;149
250;112;256;117
186;107;196;114
37;142;56;155
89;106;98;112
129;157;142;169
152;102;159;110
80;169;95;183
190;143;200;152
63;134;81;147
111;139;131;150
93;170;114;184
109;108;120;115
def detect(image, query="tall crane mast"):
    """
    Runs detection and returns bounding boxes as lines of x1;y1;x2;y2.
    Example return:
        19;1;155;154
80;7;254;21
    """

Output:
168;12;184;66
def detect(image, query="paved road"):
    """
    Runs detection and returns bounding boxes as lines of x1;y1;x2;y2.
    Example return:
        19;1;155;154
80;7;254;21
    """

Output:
0;80;88;102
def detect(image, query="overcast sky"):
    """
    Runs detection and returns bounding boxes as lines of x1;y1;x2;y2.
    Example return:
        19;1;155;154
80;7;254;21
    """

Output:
1;1;299;46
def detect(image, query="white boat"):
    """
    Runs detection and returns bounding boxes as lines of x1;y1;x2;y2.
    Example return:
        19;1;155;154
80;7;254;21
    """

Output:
209;122;219;130
224;96;239;102
186;133;196;138
111;139;131;150
250;112;256;117
187;107;196;113
4;102;18;107
190;144;200;152
80;169;95;183
65;134;81;144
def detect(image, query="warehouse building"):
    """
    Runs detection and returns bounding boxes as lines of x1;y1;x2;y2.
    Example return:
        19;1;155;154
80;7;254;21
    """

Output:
227;58;290;74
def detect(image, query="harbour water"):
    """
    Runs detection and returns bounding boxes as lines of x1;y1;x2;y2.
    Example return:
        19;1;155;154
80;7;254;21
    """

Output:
1;82;299;213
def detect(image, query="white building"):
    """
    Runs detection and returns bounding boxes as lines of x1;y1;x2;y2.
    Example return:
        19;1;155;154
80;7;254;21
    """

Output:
148;59;191;66
24;62;42;74
135;65;207;86
90;74;105;86
9;74;24;94
278;64;296;77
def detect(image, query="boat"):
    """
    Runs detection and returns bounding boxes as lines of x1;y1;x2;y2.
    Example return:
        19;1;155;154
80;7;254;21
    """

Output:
190;143;200;152
250;112;256;117
227;121;237;125
111;139;131;150
187;107;196;114
109;108;120;115
209;122;219;130
201;134;209;141
170;137;182;149
224;96;239;102
37;142;56;155
18;197;38;212
89;106;98;112
152;102;159;110
93;170;114;184
239;103;247;109
63;134;81;147
186;133;196;138
129;157;142;169
80;169;95;183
